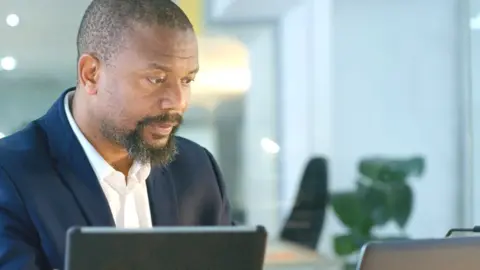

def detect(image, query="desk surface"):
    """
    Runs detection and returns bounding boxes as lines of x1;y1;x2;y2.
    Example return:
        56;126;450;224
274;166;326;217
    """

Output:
264;240;341;269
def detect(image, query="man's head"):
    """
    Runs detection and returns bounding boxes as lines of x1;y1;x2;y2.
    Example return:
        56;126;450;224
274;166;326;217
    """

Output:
76;0;198;166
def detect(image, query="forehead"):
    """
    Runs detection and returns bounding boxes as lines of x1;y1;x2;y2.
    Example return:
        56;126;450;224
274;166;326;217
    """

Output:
117;25;198;68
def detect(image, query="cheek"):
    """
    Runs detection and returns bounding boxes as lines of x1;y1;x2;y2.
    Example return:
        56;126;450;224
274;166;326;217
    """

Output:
98;86;136;129
182;98;190;113
107;74;167;128
99;68;148;129
179;88;191;111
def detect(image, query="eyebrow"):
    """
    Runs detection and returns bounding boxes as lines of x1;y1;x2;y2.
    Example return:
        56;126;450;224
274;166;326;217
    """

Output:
147;63;199;74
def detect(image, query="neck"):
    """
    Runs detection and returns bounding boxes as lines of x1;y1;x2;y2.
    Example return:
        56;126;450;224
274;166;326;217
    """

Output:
71;89;133;175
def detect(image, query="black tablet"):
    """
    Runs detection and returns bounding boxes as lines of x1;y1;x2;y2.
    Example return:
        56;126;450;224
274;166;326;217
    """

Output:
358;237;480;270
65;226;267;270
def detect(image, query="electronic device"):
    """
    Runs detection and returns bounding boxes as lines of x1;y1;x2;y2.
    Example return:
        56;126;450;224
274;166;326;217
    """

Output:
357;237;480;270
445;226;480;238
65;226;267;270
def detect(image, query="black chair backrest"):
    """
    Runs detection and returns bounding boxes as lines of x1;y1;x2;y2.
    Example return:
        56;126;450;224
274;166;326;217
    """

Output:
280;157;328;250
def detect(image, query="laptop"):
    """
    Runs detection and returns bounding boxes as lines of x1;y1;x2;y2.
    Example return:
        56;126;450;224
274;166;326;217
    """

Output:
357;237;480;270
445;227;480;238
65;226;267;270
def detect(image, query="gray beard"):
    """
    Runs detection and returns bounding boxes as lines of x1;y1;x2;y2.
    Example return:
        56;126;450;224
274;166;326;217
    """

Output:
100;121;179;166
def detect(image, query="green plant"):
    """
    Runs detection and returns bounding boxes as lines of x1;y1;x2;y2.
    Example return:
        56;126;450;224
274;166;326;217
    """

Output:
331;156;425;257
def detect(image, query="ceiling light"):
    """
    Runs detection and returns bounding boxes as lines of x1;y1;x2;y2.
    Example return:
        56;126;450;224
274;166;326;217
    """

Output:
5;14;19;27
1;56;17;71
0;132;5;139
260;138;280;154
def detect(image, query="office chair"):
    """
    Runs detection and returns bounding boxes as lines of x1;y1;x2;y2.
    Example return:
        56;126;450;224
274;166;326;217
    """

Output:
280;157;329;250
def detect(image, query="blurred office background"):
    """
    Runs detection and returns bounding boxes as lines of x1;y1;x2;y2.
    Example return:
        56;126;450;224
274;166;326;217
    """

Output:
2;0;480;265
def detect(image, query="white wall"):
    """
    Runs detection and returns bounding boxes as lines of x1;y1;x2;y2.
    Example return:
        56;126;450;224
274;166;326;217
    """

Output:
205;0;284;234
240;27;280;234
0;78;66;134
208;0;466;256
468;0;480;224
277;0;333;222
278;0;465;253
322;0;464;253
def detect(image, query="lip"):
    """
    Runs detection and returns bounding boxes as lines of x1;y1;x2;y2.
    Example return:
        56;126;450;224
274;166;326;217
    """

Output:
149;122;174;136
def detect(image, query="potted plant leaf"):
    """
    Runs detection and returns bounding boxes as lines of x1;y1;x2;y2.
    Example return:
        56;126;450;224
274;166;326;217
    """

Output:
331;156;425;269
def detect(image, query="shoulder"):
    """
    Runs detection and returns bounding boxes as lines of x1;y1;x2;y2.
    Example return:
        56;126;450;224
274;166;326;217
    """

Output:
170;136;217;170
175;136;213;158
164;138;231;224
165;136;222;187
0;121;50;173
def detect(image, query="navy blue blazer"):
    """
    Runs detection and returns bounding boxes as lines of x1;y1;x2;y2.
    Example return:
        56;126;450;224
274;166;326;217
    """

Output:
0;90;232;269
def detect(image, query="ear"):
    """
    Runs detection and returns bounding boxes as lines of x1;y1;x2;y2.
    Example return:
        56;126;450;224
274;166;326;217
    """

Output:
77;53;101;95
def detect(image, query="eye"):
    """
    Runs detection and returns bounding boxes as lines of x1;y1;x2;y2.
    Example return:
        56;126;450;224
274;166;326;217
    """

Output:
181;78;195;85
147;77;166;84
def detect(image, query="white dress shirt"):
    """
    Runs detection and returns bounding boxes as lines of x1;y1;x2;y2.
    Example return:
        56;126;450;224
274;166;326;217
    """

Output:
64;91;152;228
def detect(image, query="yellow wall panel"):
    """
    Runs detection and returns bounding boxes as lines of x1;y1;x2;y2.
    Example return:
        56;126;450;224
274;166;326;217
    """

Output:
178;0;203;35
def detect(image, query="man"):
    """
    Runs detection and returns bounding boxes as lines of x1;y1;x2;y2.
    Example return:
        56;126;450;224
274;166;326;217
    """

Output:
0;0;232;269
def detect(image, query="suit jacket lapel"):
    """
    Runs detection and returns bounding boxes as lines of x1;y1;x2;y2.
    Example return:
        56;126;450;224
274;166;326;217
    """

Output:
39;88;115;227
147;167;179;226
55;152;115;226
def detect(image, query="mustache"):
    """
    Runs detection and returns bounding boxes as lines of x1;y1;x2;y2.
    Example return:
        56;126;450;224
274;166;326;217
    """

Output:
138;113;183;127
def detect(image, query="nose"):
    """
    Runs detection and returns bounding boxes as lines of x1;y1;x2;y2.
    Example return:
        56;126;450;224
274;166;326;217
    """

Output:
158;81;188;110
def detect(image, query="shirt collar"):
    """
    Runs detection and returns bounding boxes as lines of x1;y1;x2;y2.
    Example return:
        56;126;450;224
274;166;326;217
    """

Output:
64;91;151;182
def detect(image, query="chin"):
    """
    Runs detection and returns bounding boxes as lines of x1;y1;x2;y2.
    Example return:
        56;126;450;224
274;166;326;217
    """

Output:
145;137;169;148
